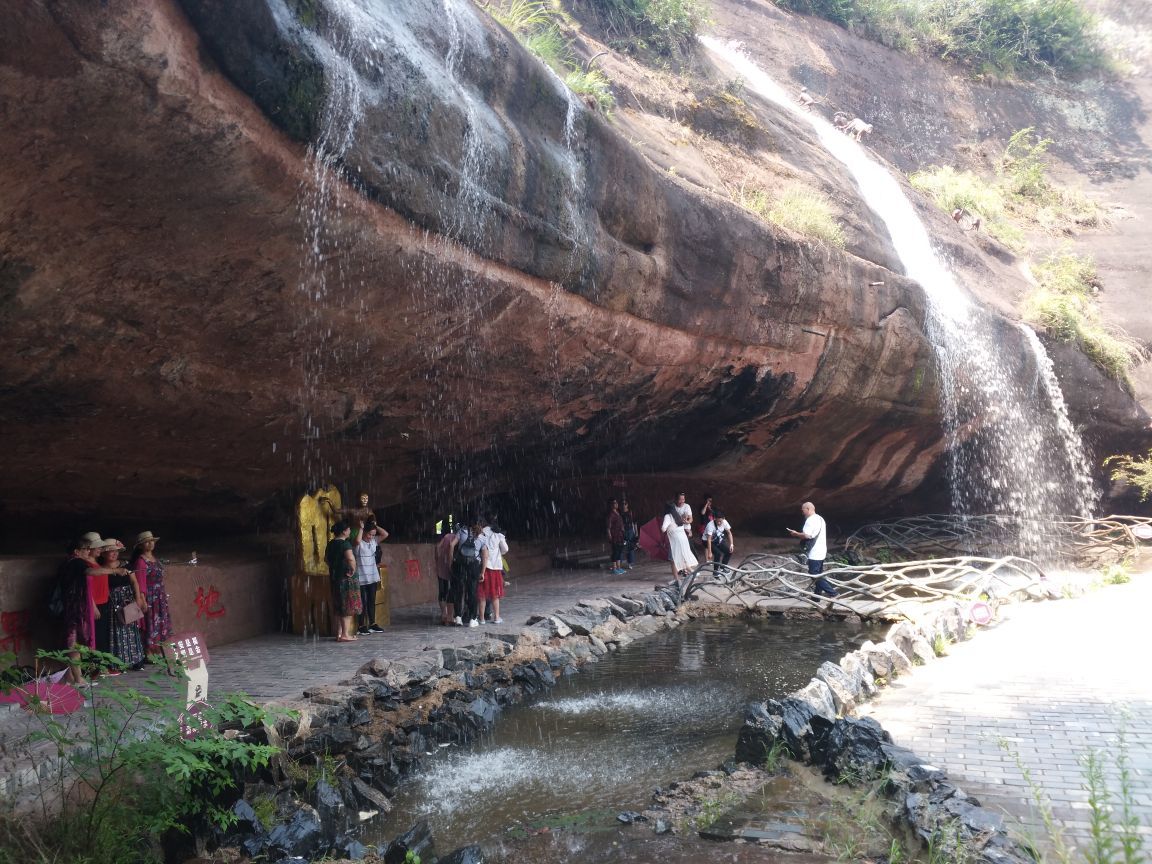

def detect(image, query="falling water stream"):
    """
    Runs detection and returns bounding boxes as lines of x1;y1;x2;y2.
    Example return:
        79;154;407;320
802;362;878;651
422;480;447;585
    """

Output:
372;616;878;861
700;38;1097;544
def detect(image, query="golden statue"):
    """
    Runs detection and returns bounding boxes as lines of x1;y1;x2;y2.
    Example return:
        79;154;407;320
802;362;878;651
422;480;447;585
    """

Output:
292;485;342;635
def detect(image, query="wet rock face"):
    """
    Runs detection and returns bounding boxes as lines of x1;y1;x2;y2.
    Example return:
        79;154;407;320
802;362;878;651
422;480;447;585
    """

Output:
0;0;1122;528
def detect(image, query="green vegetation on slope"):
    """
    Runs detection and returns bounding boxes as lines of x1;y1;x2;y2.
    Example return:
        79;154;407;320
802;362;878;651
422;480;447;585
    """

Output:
911;128;1100;251
1024;251;1143;384
912;130;1140;385
570;0;711;57
735;184;846;247
774;0;1109;78
487;1;616;111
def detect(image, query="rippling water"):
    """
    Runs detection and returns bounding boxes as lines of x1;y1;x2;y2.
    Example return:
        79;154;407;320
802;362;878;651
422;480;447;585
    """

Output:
375;616;877;859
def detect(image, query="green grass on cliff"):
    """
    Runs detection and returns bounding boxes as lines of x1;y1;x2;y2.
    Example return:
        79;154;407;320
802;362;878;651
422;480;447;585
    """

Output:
736;184;846;247
774;0;1109;79
486;1;618;112
1023;251;1144;384
912;131;1137;385
910;128;1103;250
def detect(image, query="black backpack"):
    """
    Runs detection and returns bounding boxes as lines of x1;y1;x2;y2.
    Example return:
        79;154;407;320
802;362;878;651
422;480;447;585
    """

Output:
457;534;481;561
48;579;65;617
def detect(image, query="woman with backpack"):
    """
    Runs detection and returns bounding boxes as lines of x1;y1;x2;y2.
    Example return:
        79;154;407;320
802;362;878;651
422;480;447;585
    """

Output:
451;518;484;627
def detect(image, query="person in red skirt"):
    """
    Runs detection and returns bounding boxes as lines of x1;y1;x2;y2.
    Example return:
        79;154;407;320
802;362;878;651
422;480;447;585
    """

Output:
478;518;509;625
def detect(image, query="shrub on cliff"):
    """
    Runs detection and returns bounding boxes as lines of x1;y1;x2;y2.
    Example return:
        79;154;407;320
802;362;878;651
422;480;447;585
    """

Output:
774;0;1108;78
572;0;711;56
1024;251;1144;385
735;184;846;248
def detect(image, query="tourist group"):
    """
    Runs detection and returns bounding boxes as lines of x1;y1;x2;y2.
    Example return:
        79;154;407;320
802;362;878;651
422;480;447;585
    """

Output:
54;530;172;686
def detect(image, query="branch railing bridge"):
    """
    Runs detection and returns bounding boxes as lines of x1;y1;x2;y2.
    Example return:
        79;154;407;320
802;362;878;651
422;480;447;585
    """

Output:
682;514;1151;619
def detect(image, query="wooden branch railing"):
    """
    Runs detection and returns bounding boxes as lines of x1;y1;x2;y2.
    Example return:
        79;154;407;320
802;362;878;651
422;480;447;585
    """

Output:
684;552;1048;618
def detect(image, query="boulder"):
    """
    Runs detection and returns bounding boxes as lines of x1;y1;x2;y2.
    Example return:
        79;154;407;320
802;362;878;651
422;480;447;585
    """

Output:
555;604;611;635
266;803;324;859
438;845;485;864
734;701;785;765
823;716;891;782
357;658;392;678
383;818;436;864
838;651;878;698
875;640;913;675
386;656;444;687
815;661;857;714
313;778;347;844
348;778;392;814
909;635;936;665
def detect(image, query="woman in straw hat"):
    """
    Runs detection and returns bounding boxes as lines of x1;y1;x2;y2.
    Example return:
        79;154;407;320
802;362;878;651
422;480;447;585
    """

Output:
130;531;172;656
97;539;146;670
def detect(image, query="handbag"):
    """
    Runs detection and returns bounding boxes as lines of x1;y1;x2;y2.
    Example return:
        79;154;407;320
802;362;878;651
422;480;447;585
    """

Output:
119;601;145;626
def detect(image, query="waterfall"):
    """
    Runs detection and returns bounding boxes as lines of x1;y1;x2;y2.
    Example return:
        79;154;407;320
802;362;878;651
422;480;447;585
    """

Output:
700;37;1097;530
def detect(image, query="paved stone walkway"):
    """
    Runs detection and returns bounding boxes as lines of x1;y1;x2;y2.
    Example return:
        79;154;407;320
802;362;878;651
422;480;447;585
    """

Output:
205;563;670;700
858;576;1152;855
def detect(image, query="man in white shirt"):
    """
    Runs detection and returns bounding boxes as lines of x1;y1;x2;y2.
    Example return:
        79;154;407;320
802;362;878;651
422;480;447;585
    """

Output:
704;509;735;572
787;501;837;598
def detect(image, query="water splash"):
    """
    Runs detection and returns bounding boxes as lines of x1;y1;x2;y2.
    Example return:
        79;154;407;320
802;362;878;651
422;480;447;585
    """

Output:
700;37;1097;533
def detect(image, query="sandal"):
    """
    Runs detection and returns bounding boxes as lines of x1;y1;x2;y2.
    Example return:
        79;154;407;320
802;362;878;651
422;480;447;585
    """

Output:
336;636;358;643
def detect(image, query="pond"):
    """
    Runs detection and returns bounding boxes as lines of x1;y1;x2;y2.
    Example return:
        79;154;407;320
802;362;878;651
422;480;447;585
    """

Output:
374;615;879;861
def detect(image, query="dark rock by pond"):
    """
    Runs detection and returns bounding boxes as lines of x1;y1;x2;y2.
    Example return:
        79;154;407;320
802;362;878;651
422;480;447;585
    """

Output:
437;844;486;864
732;604;1041;864
383;818;437;864
265;802;324;859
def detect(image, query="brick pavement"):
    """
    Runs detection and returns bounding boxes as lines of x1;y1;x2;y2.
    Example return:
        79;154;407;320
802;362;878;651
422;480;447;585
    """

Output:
204;563;670;699
858;576;1152;854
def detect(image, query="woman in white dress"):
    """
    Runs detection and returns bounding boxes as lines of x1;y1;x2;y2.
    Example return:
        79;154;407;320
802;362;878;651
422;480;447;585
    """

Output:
662;501;698;580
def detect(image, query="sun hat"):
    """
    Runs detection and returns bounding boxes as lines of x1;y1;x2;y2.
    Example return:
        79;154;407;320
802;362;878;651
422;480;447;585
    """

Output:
79;531;103;549
134;531;160;546
100;538;126;551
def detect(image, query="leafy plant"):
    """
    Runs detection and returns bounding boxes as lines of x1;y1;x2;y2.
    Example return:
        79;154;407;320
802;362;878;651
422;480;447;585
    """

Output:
1105;449;1152;501
1101;563;1131;585
565;68;616;112
762;736;789;773
0;648;280;864
932;632;949;657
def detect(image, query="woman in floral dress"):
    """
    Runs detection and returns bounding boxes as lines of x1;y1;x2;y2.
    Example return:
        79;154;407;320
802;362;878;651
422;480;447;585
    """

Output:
97;540;146;670
131;530;172;655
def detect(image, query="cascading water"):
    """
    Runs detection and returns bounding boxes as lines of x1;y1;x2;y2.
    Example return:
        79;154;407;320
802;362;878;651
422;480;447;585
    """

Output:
700;38;1097;547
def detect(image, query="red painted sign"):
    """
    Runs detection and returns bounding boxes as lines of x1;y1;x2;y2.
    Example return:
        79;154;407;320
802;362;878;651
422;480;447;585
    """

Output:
404;559;422;582
193;586;226;620
0;610;31;653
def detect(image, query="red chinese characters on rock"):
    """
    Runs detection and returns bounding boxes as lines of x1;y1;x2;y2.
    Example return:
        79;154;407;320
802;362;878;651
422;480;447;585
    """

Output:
404;559;422;583
193;585;226;620
0;610;31;653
